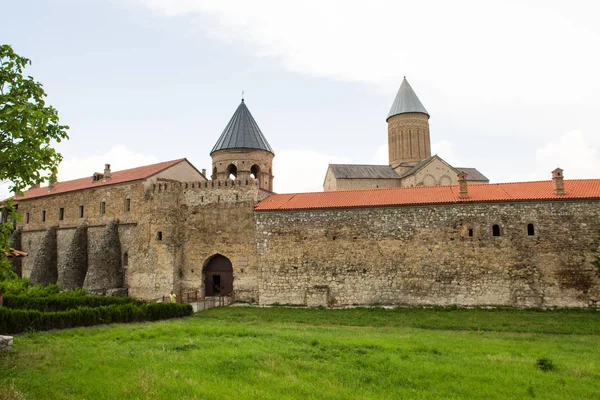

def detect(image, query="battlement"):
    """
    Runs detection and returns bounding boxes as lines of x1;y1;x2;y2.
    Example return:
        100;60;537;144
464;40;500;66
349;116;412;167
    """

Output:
147;178;265;207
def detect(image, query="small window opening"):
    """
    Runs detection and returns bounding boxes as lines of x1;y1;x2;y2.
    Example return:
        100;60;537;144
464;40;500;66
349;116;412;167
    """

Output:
25;212;30;224
157;231;163;241
235;194;239;201
227;164;237;180
79;205;84;218
527;223;535;236
125;198;131;212
492;224;501;237
42;210;46;222
100;201;106;216
250;164;261;180
123;252;129;267
468;228;473;237
217;195;220;203
59;208;64;221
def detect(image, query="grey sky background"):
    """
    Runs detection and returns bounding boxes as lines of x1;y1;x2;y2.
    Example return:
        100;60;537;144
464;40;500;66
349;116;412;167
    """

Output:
2;0;599;197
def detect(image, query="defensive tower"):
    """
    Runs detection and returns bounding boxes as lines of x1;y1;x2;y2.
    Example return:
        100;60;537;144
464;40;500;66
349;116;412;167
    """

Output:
387;78;431;167
210;99;275;191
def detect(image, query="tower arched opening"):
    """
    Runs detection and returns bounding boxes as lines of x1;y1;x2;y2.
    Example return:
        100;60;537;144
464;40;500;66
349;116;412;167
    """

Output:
250;164;261;180
227;164;237;180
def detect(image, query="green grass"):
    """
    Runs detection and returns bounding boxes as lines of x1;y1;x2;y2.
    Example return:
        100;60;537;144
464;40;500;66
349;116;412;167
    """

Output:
1;306;600;399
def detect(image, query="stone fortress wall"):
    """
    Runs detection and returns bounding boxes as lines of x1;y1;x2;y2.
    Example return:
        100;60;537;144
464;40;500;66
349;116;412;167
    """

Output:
255;200;600;308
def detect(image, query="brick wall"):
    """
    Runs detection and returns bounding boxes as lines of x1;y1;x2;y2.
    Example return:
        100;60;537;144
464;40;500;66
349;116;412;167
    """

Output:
255;200;600;307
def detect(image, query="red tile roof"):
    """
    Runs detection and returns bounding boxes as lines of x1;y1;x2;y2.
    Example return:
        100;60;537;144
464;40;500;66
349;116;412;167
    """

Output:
15;159;185;200
255;179;600;211
5;248;27;258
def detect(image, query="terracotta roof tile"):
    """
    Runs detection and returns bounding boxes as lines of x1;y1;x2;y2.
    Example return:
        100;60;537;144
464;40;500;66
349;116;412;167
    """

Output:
255;179;600;211
5;248;27;258
15;159;185;200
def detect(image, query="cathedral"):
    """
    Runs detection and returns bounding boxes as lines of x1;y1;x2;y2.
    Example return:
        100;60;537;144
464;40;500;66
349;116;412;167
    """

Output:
8;80;600;308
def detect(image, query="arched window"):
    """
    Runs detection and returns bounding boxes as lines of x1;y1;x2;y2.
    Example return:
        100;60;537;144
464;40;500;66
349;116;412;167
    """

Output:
527;223;535;236
492;224;501;237
123;252;129;267
250;164;261;180
227;164;237;180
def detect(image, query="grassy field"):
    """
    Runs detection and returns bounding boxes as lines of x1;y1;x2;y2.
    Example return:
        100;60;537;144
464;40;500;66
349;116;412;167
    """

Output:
1;306;599;399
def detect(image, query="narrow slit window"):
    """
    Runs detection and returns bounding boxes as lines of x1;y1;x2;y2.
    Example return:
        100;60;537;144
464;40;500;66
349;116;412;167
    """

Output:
527;223;535;236
26;213;30;224
125;198;131;212
157;231;163;241
100;201;106;216
492;224;501;237
59;208;64;221
79;205;84;218
468;228;473;237
42;210;46;222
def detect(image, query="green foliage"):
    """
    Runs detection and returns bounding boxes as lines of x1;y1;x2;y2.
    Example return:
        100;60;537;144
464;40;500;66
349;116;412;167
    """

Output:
0;277;62;296
0;44;69;278
0;302;192;334
2;293;141;312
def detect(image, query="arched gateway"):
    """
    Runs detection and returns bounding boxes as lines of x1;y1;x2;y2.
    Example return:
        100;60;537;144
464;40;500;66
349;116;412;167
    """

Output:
203;254;233;296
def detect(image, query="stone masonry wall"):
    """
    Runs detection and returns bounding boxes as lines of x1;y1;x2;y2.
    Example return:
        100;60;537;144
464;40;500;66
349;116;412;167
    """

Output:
256;200;600;307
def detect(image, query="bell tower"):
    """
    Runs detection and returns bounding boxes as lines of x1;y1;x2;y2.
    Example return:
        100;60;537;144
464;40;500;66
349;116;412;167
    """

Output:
210;99;275;192
387;78;431;167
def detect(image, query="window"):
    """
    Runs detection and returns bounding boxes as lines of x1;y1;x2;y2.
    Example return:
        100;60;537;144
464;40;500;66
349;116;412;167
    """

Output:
492;224;501;237
100;201;106;216
217;195;220;203
227;164;237;180
125;198;131;212
26;213;30;224
250;164;261;180
527;223;535;236
157;232;163;241
123;252;129;267
79;205;84;218
42;210;46;222
468;228;473;237
59;208;64;221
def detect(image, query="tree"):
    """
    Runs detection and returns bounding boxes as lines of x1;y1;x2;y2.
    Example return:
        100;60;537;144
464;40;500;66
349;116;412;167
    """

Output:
0;44;69;278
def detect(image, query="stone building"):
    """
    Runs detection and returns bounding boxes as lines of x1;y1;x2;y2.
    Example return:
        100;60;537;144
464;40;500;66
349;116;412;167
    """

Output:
9;86;600;308
323;78;488;191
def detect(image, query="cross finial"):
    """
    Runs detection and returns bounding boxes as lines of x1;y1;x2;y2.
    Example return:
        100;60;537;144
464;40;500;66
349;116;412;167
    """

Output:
242;90;244;102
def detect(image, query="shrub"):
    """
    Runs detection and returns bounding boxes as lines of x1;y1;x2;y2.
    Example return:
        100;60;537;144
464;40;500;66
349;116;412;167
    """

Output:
0;278;61;296
536;358;554;372
0;302;193;334
2;294;142;312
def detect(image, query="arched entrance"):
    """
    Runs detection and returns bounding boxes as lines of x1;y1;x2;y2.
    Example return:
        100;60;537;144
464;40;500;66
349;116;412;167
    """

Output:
203;254;233;296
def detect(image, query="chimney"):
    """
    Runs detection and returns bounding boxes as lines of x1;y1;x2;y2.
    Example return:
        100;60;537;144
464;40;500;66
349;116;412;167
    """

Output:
552;168;565;196
103;164;112;181
202;169;207;177
458;172;468;198
48;174;57;192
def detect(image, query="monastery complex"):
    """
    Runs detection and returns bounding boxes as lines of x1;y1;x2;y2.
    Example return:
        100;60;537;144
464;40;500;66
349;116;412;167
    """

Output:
7;79;600;308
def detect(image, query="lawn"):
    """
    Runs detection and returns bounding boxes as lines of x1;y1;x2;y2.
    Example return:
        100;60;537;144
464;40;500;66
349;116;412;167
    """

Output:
1;306;599;399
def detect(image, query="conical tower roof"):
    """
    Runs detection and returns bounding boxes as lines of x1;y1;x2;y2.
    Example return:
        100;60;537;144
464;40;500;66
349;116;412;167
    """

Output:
386;78;429;121
211;100;274;155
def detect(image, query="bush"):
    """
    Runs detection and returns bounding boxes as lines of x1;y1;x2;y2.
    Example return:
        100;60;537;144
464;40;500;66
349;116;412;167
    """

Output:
0;302;193;334
536;358;554;372
3;294;142;312
0;278;61;297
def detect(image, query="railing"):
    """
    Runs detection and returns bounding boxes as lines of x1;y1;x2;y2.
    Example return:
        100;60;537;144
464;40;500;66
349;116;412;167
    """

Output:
162;290;234;311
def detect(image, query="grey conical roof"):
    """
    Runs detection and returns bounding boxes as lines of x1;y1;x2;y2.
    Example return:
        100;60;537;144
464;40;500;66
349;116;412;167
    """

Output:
386;78;429;121
210;100;274;155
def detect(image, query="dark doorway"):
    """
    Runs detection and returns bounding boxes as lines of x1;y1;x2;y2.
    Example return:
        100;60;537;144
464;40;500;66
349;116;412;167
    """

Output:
204;254;233;296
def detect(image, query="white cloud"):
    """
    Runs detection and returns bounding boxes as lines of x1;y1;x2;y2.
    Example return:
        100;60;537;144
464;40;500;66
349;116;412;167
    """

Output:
274;149;351;193
136;0;600;106
507;131;600;182
57;145;159;182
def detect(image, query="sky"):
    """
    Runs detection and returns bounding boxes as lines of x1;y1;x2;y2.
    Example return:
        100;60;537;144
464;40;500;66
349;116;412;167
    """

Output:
1;0;600;197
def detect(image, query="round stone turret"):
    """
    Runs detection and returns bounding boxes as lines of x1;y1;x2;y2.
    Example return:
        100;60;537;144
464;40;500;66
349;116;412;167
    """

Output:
210;100;274;191
387;78;431;166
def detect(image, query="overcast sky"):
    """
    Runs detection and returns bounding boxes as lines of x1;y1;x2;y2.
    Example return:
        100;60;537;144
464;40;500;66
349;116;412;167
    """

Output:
2;0;599;197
